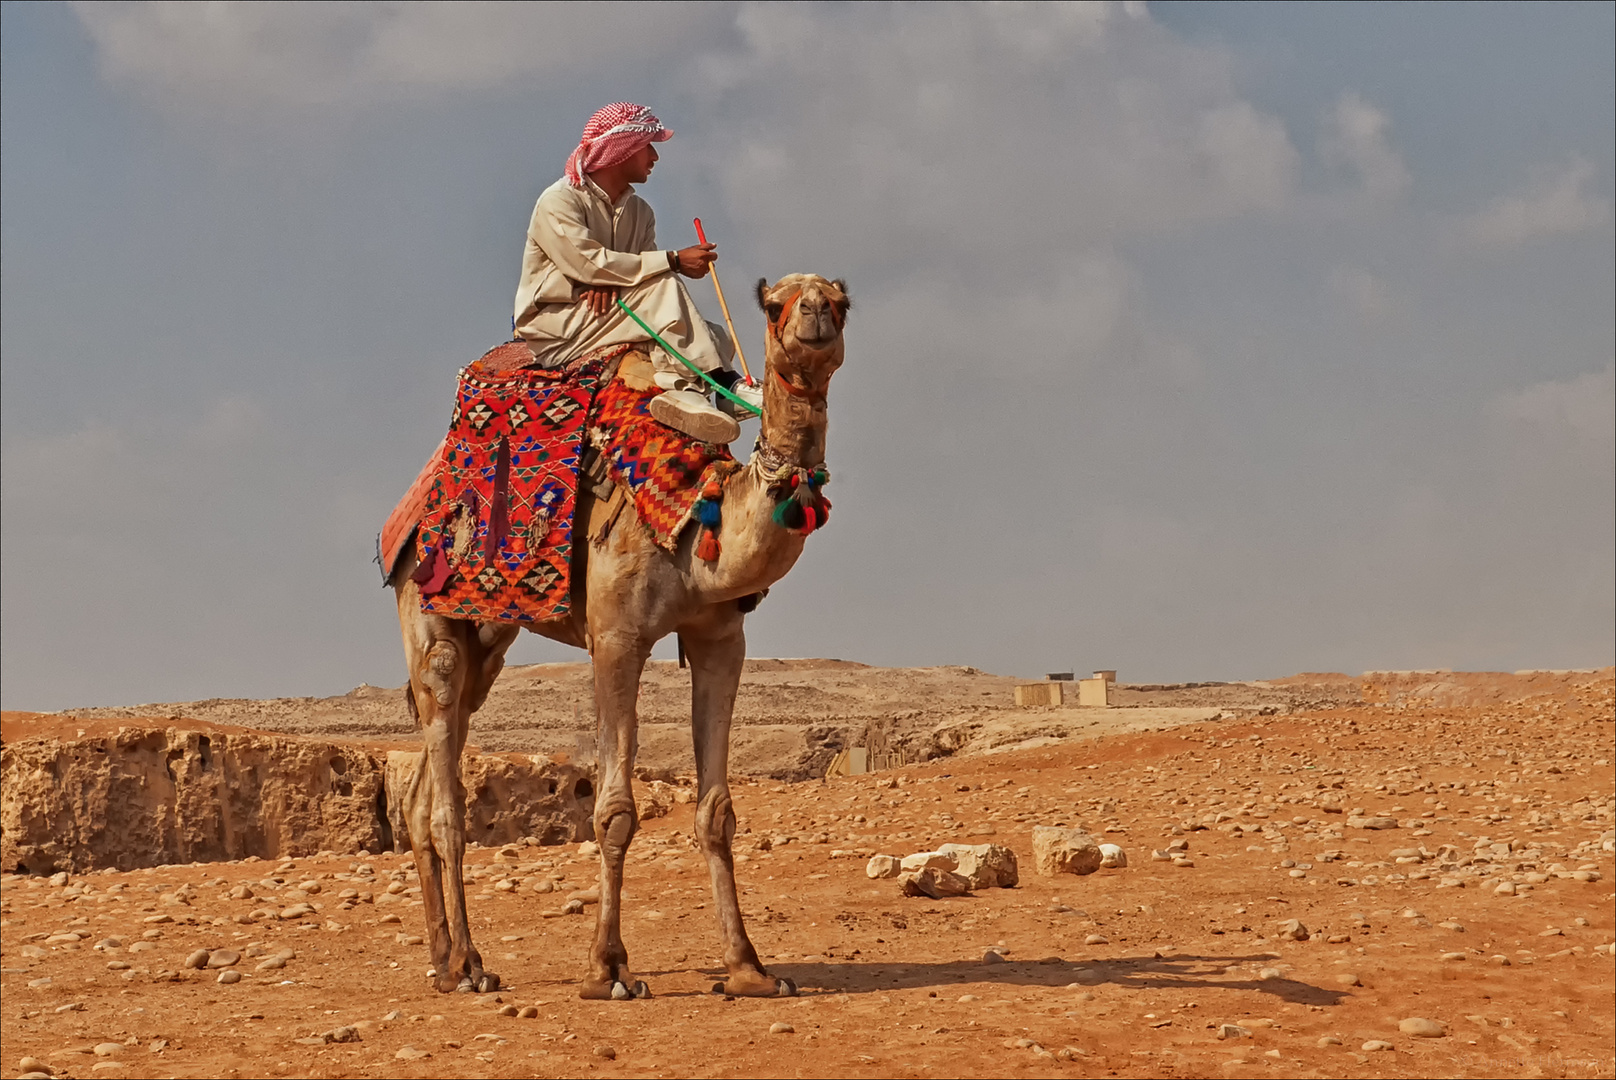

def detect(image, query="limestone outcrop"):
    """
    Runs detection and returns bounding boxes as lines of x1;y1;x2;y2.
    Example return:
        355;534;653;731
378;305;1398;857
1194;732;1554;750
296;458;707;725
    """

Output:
1;721;595;874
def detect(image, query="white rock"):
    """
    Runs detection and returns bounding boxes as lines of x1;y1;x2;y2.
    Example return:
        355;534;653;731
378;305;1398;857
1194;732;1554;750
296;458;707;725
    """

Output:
900;851;959;873
1097;844;1127;869
936;843;1019;888
1031;827;1101;877
865;855;901;880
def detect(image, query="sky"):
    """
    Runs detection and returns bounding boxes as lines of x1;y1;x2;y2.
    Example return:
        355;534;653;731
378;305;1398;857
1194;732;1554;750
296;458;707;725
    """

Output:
2;1;1611;711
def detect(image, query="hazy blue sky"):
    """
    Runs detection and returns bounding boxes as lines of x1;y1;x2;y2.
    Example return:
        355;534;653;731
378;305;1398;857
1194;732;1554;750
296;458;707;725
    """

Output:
3;1;1611;710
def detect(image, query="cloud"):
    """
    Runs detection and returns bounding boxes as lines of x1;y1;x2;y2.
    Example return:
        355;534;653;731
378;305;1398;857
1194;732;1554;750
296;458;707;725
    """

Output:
1462;159;1613;247
70;1;727;114
1318;91;1409;199
1490;363;1616;446
1326;265;1398;324
688;2;1298;285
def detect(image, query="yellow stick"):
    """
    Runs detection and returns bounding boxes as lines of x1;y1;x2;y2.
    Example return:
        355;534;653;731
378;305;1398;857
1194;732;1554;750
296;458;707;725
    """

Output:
694;218;754;385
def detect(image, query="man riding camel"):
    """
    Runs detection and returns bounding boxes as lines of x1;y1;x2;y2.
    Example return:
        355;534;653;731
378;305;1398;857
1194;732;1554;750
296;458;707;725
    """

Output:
513;102;760;445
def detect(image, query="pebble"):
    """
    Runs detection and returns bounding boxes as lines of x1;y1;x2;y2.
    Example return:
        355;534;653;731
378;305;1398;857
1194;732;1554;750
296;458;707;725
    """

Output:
394;1047;430;1060
1335;973;1361;986
769;1022;794;1034
497;1004;519;1017
182;949;210;970
17;1058;50;1075
1083;934;1108;946
1399;1017;1445;1038
517;1006;539;1019
1217;1024;1251;1039
217;970;241;984
92;1044;122;1057
865;854;901;879
255;956;287;971
594;1045;617;1060
1361;1040;1394;1051
1276;919;1309;941
1316;1036;1343;1047
1257;967;1284;981
208;949;241;968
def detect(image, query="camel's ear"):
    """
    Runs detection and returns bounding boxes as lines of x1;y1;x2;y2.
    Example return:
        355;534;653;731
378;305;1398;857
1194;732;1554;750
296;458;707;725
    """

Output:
831;278;851;320
755;278;770;311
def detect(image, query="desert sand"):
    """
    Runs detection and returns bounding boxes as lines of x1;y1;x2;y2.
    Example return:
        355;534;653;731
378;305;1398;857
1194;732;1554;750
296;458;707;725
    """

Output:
2;665;1611;1078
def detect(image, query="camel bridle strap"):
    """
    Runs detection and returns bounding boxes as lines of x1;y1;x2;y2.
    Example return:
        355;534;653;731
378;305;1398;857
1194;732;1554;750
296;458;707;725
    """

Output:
765;286;843;400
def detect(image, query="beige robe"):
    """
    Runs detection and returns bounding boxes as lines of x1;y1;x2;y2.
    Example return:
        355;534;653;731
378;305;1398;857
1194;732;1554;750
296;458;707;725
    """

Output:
513;177;729;374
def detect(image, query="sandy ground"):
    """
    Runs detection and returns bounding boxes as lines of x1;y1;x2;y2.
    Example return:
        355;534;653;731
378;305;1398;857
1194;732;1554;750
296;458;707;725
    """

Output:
3;667;1611;1079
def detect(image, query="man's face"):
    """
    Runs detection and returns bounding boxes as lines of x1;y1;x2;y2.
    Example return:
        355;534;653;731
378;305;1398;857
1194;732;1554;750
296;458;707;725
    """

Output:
622;143;658;185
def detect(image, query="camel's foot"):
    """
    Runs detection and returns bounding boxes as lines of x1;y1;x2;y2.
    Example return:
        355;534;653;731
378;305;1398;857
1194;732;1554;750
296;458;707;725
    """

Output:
712;969;797;997
579;977;651;1001
427;963;499;995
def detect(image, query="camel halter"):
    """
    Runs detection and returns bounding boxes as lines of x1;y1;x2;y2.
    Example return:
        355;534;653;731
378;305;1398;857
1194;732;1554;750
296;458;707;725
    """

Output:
765;287;842;400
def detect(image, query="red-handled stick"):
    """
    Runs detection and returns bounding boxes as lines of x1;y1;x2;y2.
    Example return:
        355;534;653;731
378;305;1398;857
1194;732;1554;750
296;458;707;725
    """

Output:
693;218;754;386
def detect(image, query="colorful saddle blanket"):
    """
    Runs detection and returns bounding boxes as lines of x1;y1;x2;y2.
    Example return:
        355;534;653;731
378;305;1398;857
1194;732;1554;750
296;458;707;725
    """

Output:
589;376;741;552
406;342;620;624
379;341;740;626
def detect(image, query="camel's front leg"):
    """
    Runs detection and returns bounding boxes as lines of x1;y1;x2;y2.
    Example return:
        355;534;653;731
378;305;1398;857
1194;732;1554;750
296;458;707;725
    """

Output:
580;630;651;1000
683;610;796;997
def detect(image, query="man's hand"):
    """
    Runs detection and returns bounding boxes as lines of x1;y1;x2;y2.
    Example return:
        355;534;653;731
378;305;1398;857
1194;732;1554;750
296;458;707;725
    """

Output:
675;242;718;278
580;285;619;317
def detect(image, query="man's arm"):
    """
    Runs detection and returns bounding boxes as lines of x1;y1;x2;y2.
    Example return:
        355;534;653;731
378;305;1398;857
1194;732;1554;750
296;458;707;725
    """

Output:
532;190;670;290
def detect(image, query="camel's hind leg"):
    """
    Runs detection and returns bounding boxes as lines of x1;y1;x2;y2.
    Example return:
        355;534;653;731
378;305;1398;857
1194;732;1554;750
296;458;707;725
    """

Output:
683;607;795;997
394;569;518;993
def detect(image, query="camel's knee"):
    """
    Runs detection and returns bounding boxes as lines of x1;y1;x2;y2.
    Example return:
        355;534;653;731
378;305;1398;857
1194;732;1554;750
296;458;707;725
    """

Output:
695;788;736;853
594;806;637;858
420;640;462;707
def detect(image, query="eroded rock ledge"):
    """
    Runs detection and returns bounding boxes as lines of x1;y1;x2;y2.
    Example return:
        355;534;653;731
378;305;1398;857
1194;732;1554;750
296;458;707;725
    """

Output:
0;719;594;874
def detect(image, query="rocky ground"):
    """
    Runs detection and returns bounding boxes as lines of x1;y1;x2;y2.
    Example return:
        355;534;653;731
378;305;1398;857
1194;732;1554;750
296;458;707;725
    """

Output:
2;666;1611;1078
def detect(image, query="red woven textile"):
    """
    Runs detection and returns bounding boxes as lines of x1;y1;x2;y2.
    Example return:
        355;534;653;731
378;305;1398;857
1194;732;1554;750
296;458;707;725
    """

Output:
409;346;621;624
588;376;741;551
563;103;672;187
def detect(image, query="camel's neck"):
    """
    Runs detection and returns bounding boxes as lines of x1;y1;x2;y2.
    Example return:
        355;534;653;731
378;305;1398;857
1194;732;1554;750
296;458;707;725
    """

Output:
755;345;831;468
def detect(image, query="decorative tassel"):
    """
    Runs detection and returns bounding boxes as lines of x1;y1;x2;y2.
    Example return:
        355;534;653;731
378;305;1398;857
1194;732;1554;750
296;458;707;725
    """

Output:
696;529;721;561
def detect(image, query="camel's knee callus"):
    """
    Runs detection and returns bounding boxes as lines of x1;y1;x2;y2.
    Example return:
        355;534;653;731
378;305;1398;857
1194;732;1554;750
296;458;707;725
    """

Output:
422;640;461;705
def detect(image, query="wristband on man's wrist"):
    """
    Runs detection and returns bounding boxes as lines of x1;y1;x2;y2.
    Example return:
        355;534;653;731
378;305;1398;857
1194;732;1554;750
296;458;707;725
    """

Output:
668;250;680;274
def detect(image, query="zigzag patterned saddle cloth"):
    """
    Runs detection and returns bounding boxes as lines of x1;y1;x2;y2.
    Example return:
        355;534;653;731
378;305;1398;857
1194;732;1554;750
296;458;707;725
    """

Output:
377;341;737;625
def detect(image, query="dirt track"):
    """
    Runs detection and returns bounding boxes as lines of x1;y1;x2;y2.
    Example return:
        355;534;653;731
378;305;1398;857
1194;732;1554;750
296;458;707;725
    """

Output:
2;666;1612;1078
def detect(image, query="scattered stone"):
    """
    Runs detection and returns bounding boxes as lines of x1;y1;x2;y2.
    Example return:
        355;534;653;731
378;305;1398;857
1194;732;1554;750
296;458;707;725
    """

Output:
898;867;971;898
517;1006;539;1019
594;1045;617;1061
1348;816;1400;830
936;843;1019;888
1317;1036;1343;1047
769;1022;794;1034
1361;1040;1394;1051
1083;934;1108;946
1276;919;1309;941
865;855;901;880
279;903;314;920
1031;827;1102;877
207;949;241;968
328;1026;359;1043
1257;967;1284;981
1335;973;1361;986
92;1044;122;1057
394;1047;430;1061
1097;843;1127;869
900;851;958;873
1218;1024;1251;1039
217;970;241;984
1399;1018;1445;1038
182;949;209;970
497;1004;518;1017
17;1058;51;1075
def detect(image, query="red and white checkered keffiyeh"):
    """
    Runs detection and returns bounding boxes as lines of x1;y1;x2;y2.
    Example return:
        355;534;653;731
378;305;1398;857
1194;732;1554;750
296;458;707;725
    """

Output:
563;103;673;187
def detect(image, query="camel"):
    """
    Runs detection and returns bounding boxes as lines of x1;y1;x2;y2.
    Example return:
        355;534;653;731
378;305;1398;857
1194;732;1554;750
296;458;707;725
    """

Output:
387;273;848;999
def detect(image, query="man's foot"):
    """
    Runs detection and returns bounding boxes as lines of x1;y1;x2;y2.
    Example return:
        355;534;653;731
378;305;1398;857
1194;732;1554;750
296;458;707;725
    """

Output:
649;389;742;445
719;379;764;419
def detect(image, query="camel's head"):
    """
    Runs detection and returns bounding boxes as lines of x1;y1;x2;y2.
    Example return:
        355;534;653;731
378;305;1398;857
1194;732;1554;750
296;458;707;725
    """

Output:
755;274;849;375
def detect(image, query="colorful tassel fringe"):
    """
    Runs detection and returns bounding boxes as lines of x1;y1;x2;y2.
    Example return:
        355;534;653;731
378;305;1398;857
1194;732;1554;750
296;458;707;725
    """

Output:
693;478;725;561
770;467;831;536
